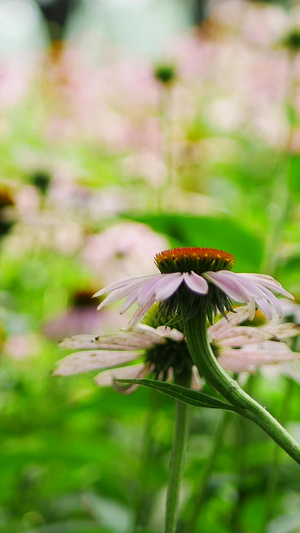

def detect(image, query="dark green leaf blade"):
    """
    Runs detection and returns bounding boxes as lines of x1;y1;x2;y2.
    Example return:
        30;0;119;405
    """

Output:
115;378;243;413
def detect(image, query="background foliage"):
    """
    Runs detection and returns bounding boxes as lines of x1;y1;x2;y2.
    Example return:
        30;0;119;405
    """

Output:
1;1;300;532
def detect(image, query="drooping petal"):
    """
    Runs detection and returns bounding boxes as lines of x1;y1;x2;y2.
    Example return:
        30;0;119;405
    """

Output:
137;275;162;305
53;350;141;376
264;323;300;340
204;270;251;302
247;298;256;320
120;288;140;314
255;298;273;320
183;271;209;294
204;270;292;320
252;285;283;317
191;366;202;390
93;274;154;297
154;273;184;301
209;307;251;337
94;363;145;389
239;273;294;299
215;326;273;346
133;324;167;344
231;275;283;318
219;343;300;373
113;363;150;394
59;331;154;350
97;277;151;310
155;326;184;342
127;295;157;329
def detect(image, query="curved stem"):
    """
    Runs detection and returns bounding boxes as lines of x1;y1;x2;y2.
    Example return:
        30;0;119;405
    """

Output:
165;371;191;533
184;312;300;465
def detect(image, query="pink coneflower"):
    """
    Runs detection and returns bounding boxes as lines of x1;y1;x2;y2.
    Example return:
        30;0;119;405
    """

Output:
54;306;300;393
94;247;293;327
83;222;169;283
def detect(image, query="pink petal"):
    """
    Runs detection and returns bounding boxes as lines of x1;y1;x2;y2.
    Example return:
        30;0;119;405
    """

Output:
127;295;156;329
120;288;140;314
113;363;150;394
220;346;299;372
239;274;294;299
204;270;251;302
53;350;141;376
233;275;283;317
137;275;162;305
209;307;250;337
191;366;202;390
154;273;184;301
97;277;151;310
133;324;166;345
155;326;184;342
93;275;154;297
258;298;275;319
183;271;209;294
265;323;300;340
59;331;153;350
94;363;145;388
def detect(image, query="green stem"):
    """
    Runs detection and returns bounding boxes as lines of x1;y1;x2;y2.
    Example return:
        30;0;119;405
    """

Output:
184;312;300;465
165;371;191;533
183;410;231;533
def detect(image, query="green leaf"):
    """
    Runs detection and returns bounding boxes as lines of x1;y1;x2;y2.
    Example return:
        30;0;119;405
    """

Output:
115;378;243;413
124;213;263;272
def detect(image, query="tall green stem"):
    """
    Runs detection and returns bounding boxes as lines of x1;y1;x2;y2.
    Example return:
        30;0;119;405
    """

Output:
165;371;191;533
184;312;300;465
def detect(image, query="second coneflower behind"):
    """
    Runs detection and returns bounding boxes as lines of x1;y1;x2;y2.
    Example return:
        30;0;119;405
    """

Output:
54;306;300;389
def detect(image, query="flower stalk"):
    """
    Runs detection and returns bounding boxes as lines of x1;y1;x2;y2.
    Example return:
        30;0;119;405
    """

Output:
165;370;191;533
184;311;300;465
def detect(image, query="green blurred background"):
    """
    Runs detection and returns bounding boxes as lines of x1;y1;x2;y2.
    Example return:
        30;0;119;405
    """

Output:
1;1;300;532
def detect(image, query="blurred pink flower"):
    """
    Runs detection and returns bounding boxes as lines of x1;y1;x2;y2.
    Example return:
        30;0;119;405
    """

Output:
4;333;40;360
82;222;169;283
45;289;128;341
0;57;36;109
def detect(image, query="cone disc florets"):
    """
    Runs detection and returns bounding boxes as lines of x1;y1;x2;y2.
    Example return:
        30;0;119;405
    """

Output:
154;247;236;324
155;247;235;275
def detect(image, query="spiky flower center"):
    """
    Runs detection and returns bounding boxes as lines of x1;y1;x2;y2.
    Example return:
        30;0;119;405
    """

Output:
145;339;193;381
155;247;235;275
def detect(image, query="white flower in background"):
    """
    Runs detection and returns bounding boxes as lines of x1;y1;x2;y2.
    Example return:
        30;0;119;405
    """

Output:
54;307;300;393
94;247;293;328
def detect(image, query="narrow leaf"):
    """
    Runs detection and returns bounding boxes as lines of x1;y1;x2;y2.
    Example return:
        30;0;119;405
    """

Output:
115;378;243;413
